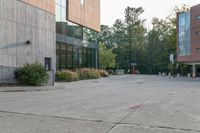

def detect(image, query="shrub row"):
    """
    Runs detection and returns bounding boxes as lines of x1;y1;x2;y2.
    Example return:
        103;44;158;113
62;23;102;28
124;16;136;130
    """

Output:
14;62;49;86
77;68;100;80
99;69;109;77
56;70;79;82
56;69;109;82
14;62;110;85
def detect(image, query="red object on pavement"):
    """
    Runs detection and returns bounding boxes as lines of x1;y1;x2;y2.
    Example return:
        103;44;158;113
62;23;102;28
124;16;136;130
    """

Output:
130;104;142;109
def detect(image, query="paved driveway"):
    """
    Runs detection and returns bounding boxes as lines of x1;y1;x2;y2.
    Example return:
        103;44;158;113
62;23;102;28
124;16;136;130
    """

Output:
0;75;200;133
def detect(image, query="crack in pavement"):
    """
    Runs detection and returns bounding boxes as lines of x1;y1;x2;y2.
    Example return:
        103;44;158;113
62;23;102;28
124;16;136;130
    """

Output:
0;110;115;125
0;110;200;133
107;123;200;133
105;88;200;133
105;87;161;133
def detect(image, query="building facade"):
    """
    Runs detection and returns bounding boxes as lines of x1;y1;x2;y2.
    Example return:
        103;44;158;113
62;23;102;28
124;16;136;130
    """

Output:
0;0;56;84
0;0;100;84
55;0;100;70
177;4;200;77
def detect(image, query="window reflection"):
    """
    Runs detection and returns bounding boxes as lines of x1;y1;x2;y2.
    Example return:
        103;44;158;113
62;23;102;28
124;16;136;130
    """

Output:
56;43;96;70
55;0;67;21
178;12;191;56
56;22;83;40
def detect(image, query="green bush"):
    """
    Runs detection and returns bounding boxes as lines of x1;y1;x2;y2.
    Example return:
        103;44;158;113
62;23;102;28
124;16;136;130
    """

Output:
77;68;100;80
99;70;109;77
56;70;79;82
14;62;49;86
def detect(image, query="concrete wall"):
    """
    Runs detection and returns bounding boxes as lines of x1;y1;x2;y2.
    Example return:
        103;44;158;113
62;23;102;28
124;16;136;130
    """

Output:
0;0;56;84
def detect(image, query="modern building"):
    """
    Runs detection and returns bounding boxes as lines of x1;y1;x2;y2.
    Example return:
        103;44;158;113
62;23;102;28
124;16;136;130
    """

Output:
55;0;100;70
0;0;56;84
177;4;200;77
0;0;100;84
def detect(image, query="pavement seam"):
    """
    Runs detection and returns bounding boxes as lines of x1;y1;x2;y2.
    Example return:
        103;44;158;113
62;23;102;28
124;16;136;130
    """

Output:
106;87;200;133
105;108;137;133
0;110;200;133
0;110;115;124
105;88;159;133
115;123;200;133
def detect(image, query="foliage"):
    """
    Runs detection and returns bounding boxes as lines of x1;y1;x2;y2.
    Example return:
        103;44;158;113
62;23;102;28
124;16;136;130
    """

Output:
99;70;109;77
84;25;114;48
77;68;100;80
14;62;49;86
56;70;79;82
84;5;187;75
99;43;116;69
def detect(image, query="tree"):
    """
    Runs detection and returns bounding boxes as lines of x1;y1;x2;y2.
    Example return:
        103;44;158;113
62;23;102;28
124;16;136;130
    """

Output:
99;43;116;69
125;7;146;66
112;19;129;70
146;12;178;74
84;25;113;48
84;5;188;74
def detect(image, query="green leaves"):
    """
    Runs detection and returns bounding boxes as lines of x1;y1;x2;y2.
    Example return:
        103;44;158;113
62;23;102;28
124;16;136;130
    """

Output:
99;43;116;69
84;5;179;74
14;62;49;86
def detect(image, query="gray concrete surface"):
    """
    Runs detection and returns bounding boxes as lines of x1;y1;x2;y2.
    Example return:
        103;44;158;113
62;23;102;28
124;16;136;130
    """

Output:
0;75;200;133
0;0;56;84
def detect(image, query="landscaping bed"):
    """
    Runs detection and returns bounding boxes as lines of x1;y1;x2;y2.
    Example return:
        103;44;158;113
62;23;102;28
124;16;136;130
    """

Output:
56;68;109;82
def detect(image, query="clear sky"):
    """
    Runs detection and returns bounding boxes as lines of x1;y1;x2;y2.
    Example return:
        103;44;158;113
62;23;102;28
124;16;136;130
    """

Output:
101;0;200;27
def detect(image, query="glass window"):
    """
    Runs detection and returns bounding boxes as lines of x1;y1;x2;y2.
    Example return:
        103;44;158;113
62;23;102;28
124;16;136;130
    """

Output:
45;58;52;71
56;55;60;70
196;16;200;20
74;26;83;39
196;32;200;35
55;0;67;22
82;47;88;67
73;48;78;68
81;0;84;5
87;48;92;68
67;45;73;68
196;48;200;52
56;44;61;70
61;0;66;7
56;0;60;4
180;14;185;26
56;22;68;35
60;45;67;69
92;49;96;68
78;48;82;67
178;12;191;56
56;4;61;21
61;6;66;21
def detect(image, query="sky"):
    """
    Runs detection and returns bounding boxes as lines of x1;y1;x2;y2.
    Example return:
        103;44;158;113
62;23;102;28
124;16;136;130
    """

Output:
101;0;200;27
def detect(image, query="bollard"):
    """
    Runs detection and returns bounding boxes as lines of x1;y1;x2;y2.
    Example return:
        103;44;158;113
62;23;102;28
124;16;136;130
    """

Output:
159;72;161;76
168;73;171;77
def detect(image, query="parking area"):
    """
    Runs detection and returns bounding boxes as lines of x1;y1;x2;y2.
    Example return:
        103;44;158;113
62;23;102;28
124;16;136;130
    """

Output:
0;75;200;133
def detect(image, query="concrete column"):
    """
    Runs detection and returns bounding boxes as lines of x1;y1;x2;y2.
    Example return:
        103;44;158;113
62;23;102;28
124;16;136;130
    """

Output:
192;64;196;78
